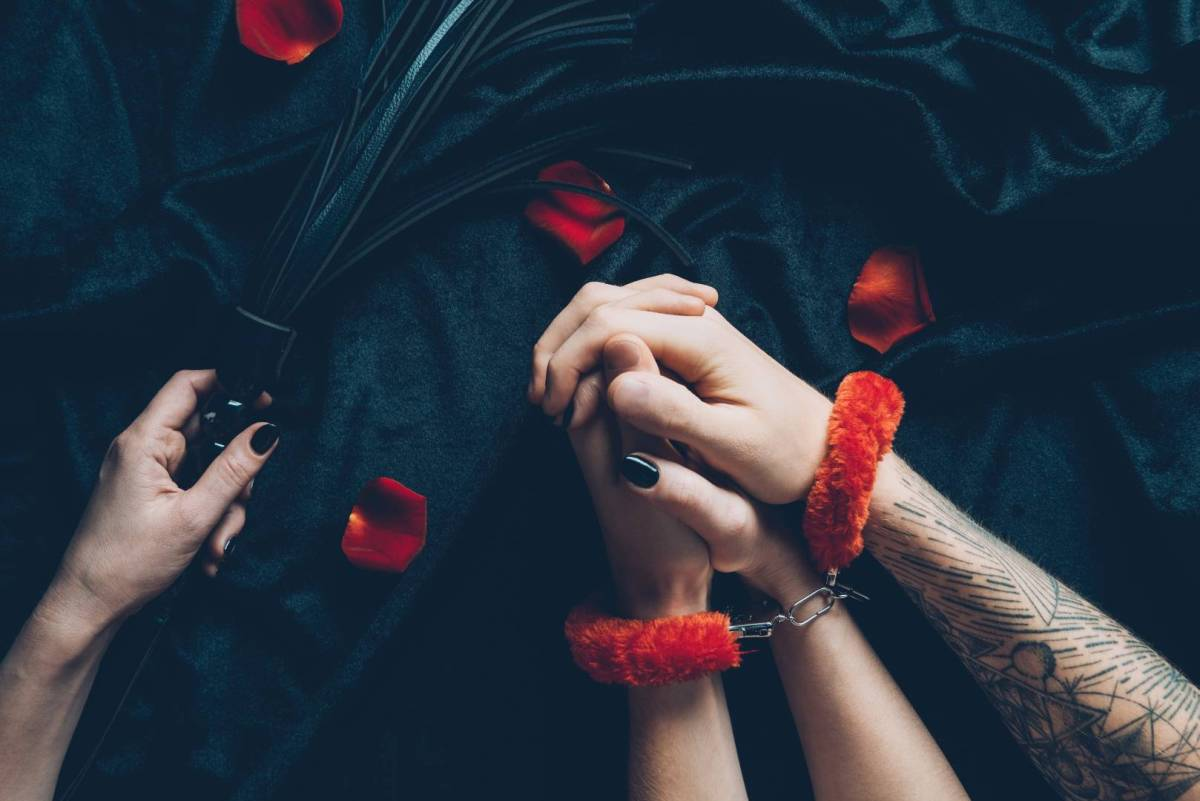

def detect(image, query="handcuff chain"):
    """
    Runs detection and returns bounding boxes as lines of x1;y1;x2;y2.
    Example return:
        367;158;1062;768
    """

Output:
729;573;869;639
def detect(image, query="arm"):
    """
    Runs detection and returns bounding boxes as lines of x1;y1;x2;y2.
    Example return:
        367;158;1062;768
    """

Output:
627;676;744;801
865;455;1200;801
0;593;117;801
767;576;969;800
612;439;968;801
566;328;747;801
0;370;278;801
528;276;1199;799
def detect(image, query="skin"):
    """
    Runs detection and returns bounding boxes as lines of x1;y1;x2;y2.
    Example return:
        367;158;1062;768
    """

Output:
0;370;278;801
531;277;1200;801
555;289;967;800
569;330;747;801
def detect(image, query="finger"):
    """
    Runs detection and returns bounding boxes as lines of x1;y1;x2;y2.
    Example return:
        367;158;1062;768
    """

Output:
529;276;716;403
566;403;618;488
560;371;604;431
533;288;709;408
133;370;219;434
182;391;272;442
200;502;247;576
616;452;753;553
542;306;716;416
179;423;279;536
608;370;741;464
602;336;667;459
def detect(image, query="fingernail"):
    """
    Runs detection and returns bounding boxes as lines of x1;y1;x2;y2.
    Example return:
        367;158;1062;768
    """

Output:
560;401;575;429
224;537;239;557
620;454;659;488
669;440;690;460
251;423;279;455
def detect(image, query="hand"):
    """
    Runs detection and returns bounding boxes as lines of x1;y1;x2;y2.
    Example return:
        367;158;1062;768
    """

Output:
615;441;821;608
530;277;833;504
568;336;712;619
529;273;718;421
39;370;279;639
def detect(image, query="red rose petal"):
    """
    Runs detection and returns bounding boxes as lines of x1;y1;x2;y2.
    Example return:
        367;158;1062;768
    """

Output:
237;0;344;65
524;160;626;265
341;477;427;573
847;246;935;353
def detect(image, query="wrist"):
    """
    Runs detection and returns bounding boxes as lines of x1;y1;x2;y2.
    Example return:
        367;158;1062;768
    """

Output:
740;537;820;608
36;573;125;656
866;452;905;520
785;382;835;503
618;581;710;620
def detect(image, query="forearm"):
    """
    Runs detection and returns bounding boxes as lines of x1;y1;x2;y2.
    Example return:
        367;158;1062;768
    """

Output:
628;674;747;801
0;583;118;801
866;455;1200;800
767;576;967;801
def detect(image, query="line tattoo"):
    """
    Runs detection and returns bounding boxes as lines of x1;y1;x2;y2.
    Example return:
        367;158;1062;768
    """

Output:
866;464;1200;801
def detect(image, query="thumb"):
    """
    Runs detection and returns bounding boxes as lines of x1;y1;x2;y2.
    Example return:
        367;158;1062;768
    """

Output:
603;335;668;458
608;369;732;461
180;423;279;533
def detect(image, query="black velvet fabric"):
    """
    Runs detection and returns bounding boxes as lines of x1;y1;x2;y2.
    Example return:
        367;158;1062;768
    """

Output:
2;1;1199;799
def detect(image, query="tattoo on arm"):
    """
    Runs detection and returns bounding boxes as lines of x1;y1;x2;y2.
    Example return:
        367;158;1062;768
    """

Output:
867;466;1200;801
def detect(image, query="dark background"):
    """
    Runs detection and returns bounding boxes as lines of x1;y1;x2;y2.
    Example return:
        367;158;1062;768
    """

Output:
2;1;1198;799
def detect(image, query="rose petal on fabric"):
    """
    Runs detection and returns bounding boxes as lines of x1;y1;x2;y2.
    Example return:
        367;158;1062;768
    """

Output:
237;0;344;65
341;477;427;573
524;160;626;265
847;246;935;353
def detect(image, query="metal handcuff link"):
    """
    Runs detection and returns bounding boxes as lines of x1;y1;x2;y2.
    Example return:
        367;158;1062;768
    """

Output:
728;569;869;639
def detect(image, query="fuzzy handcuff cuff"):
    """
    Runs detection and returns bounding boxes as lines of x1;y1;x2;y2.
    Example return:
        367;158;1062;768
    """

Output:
565;371;905;687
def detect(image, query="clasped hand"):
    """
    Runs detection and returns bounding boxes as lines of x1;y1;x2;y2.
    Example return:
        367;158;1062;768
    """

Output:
530;275;836;615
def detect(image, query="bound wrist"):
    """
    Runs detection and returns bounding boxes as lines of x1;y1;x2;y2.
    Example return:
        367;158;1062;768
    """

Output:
866;452;905;520
740;538;820;608
618;581;710;620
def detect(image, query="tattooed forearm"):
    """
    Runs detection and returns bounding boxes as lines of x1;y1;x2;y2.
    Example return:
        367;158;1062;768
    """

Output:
866;459;1200;801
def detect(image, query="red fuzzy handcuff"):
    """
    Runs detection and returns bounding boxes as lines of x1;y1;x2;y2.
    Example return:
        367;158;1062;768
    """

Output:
565;371;904;687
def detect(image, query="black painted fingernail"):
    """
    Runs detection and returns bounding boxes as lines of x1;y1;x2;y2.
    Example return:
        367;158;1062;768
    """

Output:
669;439;690;459
620;454;659;488
251;423;279;455
224;537;239;557
560;401;575;429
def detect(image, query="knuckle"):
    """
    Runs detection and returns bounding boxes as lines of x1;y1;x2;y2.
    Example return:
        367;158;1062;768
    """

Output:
168;369;197;389
578;281;606;304
668;473;704;514
642;287;673;306
722;498;753;540
545;351;573;387
105;431;136;465
226;504;247;531
218;454;254;489
586;303;618;332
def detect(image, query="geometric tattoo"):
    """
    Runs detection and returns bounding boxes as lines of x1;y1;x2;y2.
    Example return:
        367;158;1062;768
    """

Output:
866;466;1200;801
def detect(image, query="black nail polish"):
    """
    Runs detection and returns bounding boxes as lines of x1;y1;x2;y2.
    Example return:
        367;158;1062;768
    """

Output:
560;401;575;429
250;423;279;455
669;439;690;460
224;537;239;557
620;454;659;488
